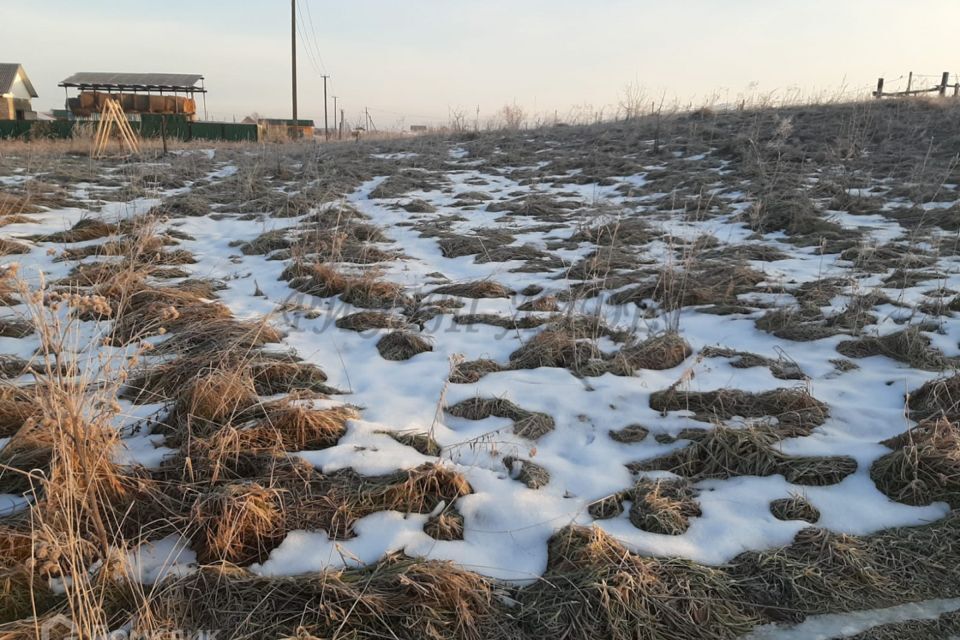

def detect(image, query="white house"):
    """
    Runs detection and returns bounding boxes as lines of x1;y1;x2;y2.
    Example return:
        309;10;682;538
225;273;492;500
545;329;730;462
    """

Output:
0;63;39;121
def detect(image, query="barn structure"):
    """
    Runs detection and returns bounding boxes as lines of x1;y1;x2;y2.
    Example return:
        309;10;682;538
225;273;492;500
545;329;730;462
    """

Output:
59;72;207;120
0;63;39;121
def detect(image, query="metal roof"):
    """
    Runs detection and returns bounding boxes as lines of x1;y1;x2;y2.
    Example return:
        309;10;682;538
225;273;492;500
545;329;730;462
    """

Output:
59;72;205;92
0;63;38;97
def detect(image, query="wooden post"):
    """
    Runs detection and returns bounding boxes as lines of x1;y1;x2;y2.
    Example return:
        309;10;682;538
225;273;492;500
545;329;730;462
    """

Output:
940;72;949;97
161;115;168;156
875;77;884;98
906;72;913;93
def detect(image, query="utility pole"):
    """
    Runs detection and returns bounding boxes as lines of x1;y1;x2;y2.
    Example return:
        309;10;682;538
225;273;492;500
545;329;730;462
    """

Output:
332;95;338;141
340;108;345;140
322;75;330;140
291;0;298;123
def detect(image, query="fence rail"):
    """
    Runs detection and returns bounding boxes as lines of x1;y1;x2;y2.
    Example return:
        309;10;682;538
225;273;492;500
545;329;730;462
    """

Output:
874;71;959;99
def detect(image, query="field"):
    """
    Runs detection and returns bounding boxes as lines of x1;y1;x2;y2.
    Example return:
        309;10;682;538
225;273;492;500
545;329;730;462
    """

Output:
2;98;960;639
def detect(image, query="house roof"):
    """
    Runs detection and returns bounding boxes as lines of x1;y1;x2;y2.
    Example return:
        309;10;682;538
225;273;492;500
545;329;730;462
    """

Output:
0;63;38;98
59;72;205;93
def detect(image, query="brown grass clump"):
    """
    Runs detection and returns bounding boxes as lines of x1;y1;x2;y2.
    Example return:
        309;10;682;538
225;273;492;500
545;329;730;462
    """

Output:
238;229;291;255
649;387;828;435
609;263;767;309
871;419;960;507
447;397;555;440
0;239;30;256
425;505;465;540
608;424;649;443
284;263;408;309
836;326;949;371
839;611;960;639
387;431;442;456
248;358;333;396
731;514;960;621
701;346;806;380
629;478;701;535
190;482;286;565
335;310;407;332
0;318;32;339
432;280;513;299
310;464;473;538
608;332;692;373
517;295;559;312
437;230;514;258
160;555;509;640
630;425;857;485
907;374;960;422
0;386;36;438
30;217;118;243
504;456;550;489
519;525;756;640
449;358;505;384
770;495;820;523
509;329;603;372
754;306;839;342
377;331;433;361
171;370;259;435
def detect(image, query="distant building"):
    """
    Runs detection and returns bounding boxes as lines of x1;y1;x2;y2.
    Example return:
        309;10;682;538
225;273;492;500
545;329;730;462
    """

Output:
58;72;206;120
0;63;39;121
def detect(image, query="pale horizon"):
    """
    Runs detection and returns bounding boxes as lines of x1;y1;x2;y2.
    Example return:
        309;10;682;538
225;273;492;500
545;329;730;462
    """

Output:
5;0;960;129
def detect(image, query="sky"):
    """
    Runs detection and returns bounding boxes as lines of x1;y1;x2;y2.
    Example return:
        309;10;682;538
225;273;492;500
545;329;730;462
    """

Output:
4;1;960;129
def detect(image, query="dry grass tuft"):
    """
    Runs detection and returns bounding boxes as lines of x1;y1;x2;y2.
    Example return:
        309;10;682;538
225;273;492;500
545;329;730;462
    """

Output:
432;280;514;299
630;425;856;485
160;554;509;640
449;358;505;384
335;311;407;332
0;386;36;438
608;424;649;443
447;397;555;440
171;370;259;434
517;295;559;312
377;331;433;361
30;217;118;243
770;494;820;523
907;374;960;422
0;318;33;339
425;505;465;540
871;419;960;507
504;456;551;489
520;525;756;640
190;482;285;565
629;478;701;535
649;387;828;435
837;326;949;371
0;239;30;256
731;514;960;621
388;430;442;456
284;263;408;309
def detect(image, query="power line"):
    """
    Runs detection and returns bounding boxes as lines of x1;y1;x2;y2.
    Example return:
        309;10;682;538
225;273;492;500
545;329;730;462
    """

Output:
294;1;324;77
301;0;328;74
